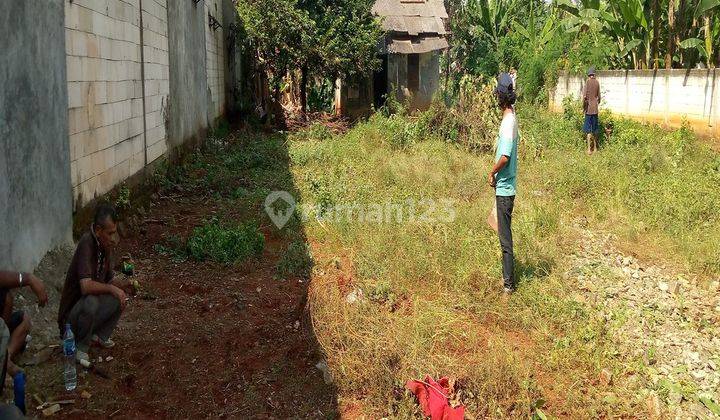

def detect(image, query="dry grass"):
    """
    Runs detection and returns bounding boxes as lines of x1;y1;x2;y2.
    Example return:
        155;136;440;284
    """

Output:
288;113;648;417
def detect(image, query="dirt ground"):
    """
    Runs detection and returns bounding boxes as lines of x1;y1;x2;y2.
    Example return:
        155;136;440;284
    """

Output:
18;192;337;418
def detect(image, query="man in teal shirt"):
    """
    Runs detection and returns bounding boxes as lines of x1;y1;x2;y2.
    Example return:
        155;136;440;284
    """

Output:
488;73;519;293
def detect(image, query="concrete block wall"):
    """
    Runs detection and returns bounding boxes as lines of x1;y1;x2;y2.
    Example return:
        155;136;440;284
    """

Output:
141;0;170;164
205;0;227;122
66;0;230;208
65;0;146;207
551;70;719;138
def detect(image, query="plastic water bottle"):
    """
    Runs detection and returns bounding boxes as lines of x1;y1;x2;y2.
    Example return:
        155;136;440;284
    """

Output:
63;324;77;391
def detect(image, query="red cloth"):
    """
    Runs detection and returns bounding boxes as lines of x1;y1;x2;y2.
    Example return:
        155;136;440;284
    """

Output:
405;375;465;420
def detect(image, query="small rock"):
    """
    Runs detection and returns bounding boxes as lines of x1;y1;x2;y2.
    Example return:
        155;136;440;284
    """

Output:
256;287;261;293
645;393;662;418
315;360;333;384
658;282;669;292
80;390;92;399
345;288;364;304
600;368;613;385
622;256;632;267
97;357;103;363
691;370;707;380
105;356;113;362
293;320;300;330
632;272;640;280
671;282;681;295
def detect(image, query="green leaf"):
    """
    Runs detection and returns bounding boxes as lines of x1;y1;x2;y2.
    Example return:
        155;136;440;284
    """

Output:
680;37;709;59
679;38;704;49
695;0;720;17
621;39;643;56
533;408;548;420
513;20;531;41
700;396;720;416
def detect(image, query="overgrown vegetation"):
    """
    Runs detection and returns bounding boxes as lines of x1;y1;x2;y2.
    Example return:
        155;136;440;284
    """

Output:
235;0;382;115
284;94;720;416
446;0;720;102
141;92;719;416
276;240;314;279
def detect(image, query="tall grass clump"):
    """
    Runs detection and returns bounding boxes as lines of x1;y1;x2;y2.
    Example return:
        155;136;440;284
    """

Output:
418;75;500;152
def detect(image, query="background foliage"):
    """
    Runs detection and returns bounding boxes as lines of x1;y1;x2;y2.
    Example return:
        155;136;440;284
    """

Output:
446;0;720;103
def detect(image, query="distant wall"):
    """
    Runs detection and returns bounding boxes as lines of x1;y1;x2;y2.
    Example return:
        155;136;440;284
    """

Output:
551;70;719;138
205;0;227;122
167;0;209;149
65;0;171;207
141;0;171;165
0;0;73;271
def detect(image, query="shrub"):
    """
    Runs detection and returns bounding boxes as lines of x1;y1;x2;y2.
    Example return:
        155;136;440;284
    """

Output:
418;75;500;152
187;219;264;264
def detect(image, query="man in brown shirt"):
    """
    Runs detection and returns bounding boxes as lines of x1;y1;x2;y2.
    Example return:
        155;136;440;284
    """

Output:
58;204;132;366
583;67;601;154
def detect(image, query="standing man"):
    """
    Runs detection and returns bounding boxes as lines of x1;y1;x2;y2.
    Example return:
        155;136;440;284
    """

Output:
488;73;519;294
58;204;132;367
583;67;601;154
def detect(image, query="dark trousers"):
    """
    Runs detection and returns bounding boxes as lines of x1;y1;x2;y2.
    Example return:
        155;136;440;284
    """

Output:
496;195;515;289
68;294;121;352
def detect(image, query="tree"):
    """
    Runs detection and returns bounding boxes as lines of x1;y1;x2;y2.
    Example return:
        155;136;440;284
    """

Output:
237;0;382;119
298;0;382;114
236;0;314;122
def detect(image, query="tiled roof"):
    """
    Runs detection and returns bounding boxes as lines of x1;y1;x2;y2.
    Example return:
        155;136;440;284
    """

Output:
372;0;449;35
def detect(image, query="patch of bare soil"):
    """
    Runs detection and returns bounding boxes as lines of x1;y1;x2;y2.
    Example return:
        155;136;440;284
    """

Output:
21;194;337;418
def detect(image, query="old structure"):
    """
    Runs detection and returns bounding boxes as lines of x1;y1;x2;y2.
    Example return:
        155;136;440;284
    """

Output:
335;0;449;118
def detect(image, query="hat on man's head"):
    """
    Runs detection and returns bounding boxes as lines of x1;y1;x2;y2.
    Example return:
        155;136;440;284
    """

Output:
495;72;514;94
588;67;596;76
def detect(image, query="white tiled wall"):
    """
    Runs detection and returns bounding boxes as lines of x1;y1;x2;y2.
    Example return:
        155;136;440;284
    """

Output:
141;0;169;164
66;0;146;206
551;70;719;137
66;0;173;207
205;0;226;122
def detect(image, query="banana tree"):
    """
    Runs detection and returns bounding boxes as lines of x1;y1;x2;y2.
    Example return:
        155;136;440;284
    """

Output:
679;0;719;67
457;0;518;49
608;0;652;69
512;0;558;53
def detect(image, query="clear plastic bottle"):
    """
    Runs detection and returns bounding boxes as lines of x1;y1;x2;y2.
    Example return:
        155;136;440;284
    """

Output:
63;323;77;391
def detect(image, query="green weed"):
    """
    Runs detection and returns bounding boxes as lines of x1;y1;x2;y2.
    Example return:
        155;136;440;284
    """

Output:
187;218;264;264
276;241;314;279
